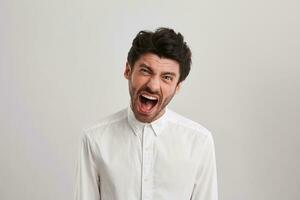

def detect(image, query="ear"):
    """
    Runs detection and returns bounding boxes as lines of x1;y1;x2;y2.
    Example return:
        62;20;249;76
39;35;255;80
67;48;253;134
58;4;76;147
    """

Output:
124;62;131;80
175;82;182;94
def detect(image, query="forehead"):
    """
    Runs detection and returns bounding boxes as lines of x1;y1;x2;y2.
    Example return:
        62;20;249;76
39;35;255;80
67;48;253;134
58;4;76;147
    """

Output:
134;53;180;73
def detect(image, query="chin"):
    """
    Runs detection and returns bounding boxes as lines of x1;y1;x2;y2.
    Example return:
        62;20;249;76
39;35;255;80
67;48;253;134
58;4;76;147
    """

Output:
138;108;164;123
135;110;155;122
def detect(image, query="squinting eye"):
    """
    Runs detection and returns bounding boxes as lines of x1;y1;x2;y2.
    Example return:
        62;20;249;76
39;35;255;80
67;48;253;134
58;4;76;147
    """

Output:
140;68;150;74
163;76;173;81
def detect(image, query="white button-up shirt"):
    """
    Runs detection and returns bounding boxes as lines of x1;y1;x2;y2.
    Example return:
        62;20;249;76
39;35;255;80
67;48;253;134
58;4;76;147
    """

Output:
75;107;218;200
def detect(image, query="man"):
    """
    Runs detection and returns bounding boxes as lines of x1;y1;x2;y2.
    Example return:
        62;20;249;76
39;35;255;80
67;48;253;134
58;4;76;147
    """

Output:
75;27;218;200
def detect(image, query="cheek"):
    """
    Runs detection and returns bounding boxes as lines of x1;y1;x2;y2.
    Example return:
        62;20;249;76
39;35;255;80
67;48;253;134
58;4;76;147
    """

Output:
161;85;177;98
131;76;147;90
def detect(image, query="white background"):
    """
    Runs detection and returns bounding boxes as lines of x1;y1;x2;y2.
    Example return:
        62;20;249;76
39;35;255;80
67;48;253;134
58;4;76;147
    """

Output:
1;0;299;199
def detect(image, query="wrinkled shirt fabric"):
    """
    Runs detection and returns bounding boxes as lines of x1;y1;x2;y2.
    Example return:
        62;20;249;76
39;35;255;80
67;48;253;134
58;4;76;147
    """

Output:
75;107;218;200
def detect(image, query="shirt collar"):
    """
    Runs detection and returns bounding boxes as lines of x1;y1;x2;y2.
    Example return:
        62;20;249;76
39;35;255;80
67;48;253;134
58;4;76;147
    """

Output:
127;106;169;136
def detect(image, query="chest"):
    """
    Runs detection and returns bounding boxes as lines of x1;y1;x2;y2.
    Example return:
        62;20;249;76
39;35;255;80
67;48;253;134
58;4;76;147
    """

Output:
95;127;200;197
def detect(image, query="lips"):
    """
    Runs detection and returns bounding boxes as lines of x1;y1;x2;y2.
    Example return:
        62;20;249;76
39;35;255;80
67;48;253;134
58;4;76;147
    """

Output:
138;93;159;114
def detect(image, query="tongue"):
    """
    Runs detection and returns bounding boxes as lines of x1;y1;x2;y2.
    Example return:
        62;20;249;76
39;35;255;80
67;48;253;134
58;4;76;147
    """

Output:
140;100;154;113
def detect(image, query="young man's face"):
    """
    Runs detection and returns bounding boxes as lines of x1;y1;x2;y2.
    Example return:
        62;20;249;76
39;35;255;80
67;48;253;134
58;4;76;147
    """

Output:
124;53;181;123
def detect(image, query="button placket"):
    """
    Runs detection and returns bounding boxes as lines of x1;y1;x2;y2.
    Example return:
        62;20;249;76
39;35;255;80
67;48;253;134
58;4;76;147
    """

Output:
141;125;154;200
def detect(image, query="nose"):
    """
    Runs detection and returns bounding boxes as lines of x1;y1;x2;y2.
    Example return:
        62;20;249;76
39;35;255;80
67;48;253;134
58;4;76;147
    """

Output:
146;75;160;93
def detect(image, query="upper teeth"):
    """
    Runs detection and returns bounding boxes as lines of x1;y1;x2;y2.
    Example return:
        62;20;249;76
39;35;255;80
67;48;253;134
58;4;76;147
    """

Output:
142;94;158;100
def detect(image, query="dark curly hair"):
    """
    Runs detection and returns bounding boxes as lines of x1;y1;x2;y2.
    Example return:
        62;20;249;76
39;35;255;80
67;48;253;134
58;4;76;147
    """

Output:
127;27;192;83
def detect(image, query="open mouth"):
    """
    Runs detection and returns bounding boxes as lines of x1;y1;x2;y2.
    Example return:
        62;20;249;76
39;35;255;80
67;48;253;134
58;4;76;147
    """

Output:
138;93;159;114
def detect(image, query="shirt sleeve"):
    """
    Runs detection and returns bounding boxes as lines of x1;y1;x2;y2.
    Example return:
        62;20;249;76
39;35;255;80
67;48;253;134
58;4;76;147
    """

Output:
74;132;101;200
191;133;218;200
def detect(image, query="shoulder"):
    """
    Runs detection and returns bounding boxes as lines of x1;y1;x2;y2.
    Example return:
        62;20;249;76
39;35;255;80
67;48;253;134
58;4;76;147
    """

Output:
81;108;128;140
167;109;213;141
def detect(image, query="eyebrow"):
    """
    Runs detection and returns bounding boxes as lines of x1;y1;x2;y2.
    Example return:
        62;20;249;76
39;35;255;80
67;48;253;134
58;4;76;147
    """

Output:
162;72;176;77
139;63;177;77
